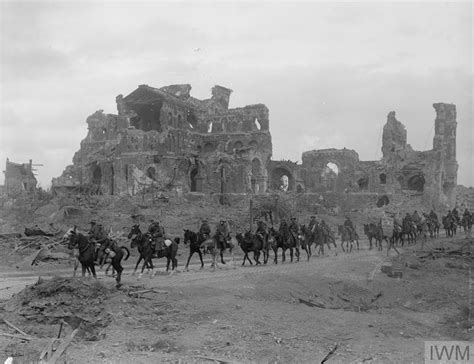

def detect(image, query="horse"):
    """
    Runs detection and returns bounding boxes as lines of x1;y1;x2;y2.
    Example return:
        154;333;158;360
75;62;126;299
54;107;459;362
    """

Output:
274;227;301;263
364;224;383;251
426;217;440;238
99;238;130;286
400;221;417;245
235;231;263;265
128;224;179;277
183;229;205;271
442;216;456;237
337;225;359;253
64;227;97;279
267;228;283;264
460;214;472;233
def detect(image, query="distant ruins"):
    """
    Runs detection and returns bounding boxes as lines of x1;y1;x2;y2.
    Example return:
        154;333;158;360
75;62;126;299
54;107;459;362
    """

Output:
2;159;37;197
52;83;458;209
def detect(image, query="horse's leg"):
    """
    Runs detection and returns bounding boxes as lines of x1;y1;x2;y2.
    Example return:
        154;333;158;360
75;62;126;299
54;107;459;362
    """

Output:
81;263;86;278
220;248;226;265
341;240;345;253
89;263;97;279
289;248;294;263
133;256;143;275
113;259;123;287
185;250;194;271
73;258;79;277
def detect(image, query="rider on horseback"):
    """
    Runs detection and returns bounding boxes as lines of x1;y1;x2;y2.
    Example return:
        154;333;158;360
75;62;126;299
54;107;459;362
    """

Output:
289;217;299;243
89;220;108;265
344;216;356;241
255;220;268;245
429;209;438;223
148;219;165;257
308;216;318;241
452;207;460;223
215;220;230;249
199;219;211;241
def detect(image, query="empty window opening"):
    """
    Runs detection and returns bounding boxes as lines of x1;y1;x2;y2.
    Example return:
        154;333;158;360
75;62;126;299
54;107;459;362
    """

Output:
254;118;261;130
146;167;156;181
379;173;387;184
358;177;369;190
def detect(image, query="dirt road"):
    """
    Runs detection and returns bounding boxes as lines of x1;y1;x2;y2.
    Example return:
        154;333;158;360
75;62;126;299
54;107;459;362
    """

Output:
1;239;472;363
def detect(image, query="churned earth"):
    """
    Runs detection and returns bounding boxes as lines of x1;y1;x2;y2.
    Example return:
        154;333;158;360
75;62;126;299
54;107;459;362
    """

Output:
0;234;472;364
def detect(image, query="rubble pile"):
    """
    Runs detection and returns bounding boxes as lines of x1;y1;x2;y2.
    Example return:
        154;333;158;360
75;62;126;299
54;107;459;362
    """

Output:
2;277;112;341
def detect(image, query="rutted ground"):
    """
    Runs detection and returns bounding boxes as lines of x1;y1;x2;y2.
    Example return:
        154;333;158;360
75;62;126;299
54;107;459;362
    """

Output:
1;236;472;364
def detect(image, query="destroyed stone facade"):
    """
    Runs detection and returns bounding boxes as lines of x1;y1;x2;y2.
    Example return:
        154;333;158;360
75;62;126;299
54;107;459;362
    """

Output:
53;84;272;197
3;159;37;197
53;82;457;209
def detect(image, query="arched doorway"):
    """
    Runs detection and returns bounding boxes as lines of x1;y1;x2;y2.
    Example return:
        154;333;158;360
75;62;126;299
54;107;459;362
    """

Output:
92;164;102;187
271;167;293;191
190;168;198;192
321;162;339;191
251;158;262;193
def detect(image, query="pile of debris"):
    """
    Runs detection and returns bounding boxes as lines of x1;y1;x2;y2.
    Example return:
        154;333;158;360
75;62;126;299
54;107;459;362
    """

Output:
1;277;113;362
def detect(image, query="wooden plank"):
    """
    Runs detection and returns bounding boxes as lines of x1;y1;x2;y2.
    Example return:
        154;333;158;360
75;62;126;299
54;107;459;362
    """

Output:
47;328;79;363
3;319;29;337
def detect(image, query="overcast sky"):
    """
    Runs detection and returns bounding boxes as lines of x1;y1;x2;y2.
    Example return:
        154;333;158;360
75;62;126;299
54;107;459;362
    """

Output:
0;0;472;187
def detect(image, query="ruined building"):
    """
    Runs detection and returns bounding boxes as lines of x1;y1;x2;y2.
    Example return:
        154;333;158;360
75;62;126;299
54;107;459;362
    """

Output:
3;159;37;197
266;103;457;209
53;82;457;210
52;84;271;197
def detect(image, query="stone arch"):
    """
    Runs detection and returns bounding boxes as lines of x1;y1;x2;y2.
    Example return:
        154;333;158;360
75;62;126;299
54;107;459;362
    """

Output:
271;167;294;191
203;142;215;153
92;164;102;187
190;167;199;192
407;174;425;192
251;158;263;193
249;140;258;149
321;161;340;191
233;140;244;150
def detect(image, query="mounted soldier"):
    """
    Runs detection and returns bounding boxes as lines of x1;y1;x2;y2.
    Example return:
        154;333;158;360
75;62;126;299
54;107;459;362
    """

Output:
452;207;460;223
429;209;438;223
148;219;166;256
289;217;299;243
343;216;356;241
88;220;108;265
255;220;268;245
198;219;211;242
308;216;318;242
215;220;230;250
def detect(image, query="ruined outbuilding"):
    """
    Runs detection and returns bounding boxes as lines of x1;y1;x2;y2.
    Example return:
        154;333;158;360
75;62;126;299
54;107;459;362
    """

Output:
2;159;37;197
53;82;457;209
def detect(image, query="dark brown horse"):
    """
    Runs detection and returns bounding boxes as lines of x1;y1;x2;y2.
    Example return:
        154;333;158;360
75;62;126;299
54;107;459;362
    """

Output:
128;224;179;277
64;227;97;279
183;229;205;271
235;231;263;265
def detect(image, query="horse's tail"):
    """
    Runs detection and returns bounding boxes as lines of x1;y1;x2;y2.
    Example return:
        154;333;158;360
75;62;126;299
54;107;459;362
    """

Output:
121;246;130;260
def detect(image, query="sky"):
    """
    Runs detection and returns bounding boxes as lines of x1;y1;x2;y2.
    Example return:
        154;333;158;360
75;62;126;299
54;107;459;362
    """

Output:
0;0;472;188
